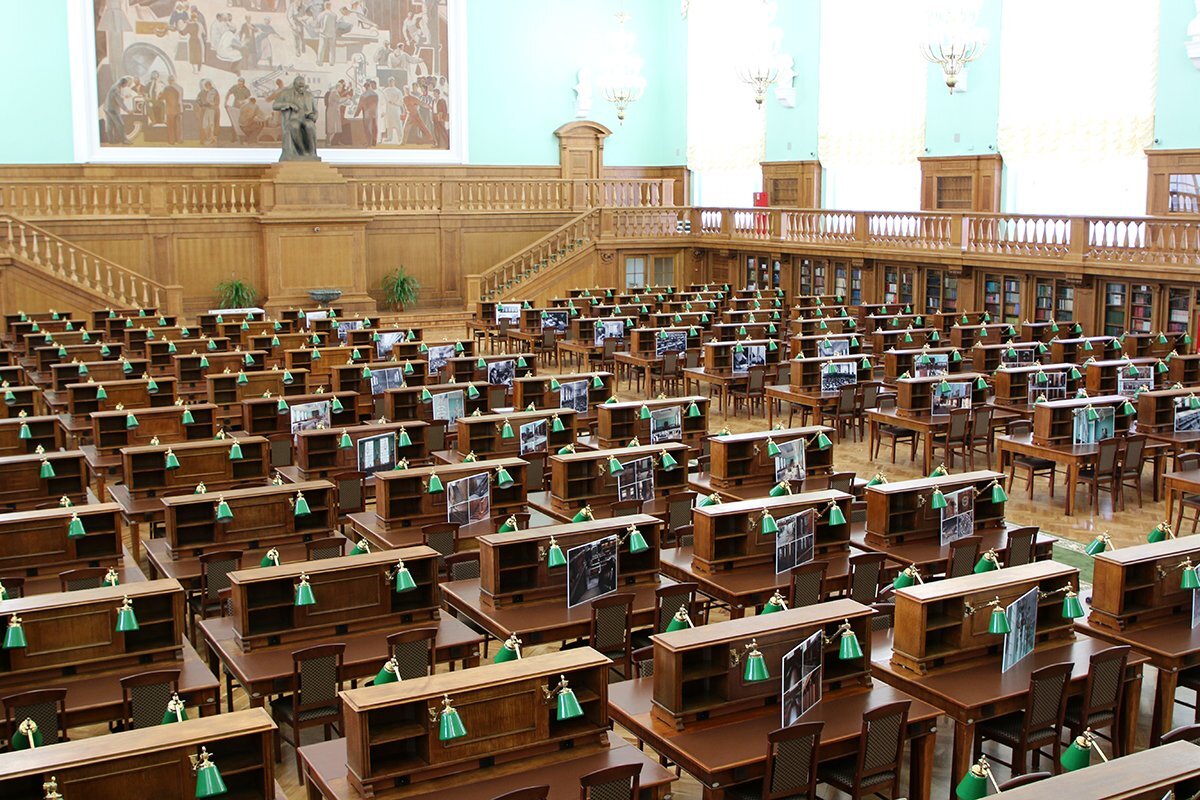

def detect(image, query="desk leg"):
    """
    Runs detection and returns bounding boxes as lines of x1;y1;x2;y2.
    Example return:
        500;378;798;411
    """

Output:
129;519;141;566
225;670;236;713
722;386;730;419
767;396;775;428
1065;463;1078;517
869;418;878;460
1150;667;1179;746
1167;485;1176;531
1152;453;1163;503
1119;669;1142;755
909;729;935;800
951;720;975;800
923;432;934;476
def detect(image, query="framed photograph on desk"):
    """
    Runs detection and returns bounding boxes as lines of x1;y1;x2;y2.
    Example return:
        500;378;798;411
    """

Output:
650;406;682;444
1073;405;1115;444
1028;371;1067;404
375;331;404;360
818;339;851;358
566;535;618;608
542;311;569;332
559;379;589;413
290;401;330;435
357;432;397;475
496;303;521;325
1118;365;1154;397
733;345;767;375
617;456;655;502
519;419;547;456
369;366;406;394
931;381;972;415
1175;397;1200;433
447;473;490;526
914;353;949;378
655;331;687;357
488;359;515;388
775;508;815;575
774;439;806;483
432;389;465;424
820;362;857;393
427;344;455;375
781;629;823;726
1002;586;1038;672
593;320;626;347
336;319;364;342
939;487;975;546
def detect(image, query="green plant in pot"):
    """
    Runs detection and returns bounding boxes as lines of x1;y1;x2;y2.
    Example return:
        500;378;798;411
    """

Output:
215;277;258;309
382;267;420;311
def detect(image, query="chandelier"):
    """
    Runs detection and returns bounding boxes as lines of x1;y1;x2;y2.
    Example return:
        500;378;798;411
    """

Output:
597;12;647;124
920;3;987;93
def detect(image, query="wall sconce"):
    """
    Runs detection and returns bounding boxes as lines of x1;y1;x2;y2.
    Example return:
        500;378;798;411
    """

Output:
542;674;585;720
494;633;522;663
964;596;1009;634
430;693;467;741
729;638;770;682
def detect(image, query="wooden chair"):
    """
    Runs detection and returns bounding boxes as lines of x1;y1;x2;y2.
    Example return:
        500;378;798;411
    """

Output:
632;646;655;678
305;536;345;560
827;385;858;443
1117;434;1147;509
58;566;110;592
271;643;346;775
0;576;23;599
611;499;643;518
579;763;641;800
731;365;768;419
724;722;823;800
667;490;696;535
120;669;181;730
1075;437;1122;515
650;351;682;396
855;382;882;441
944;535;982;579
444;551;481;582
818;701;910;799
596;337;619;379
788;560;828;609
1006;419;1056;500
932;407;972;469
973;661;1073;776
190;550;241;641
564;592;635;679
1175;452;1200;532
523;456;545;491
426;422;447;453
872;395;918;463
634;582;698;649
967;404;995;470
996;772;1053;791
422;522;458;564
1161;723;1200;744
1004;526;1040;567
491;787;549;800
1064;645;1129;756
384;627;437;680
846;552;886;604
672;524;694;548
684;348;700;370
827;471;854;495
3;689;68;750
536;328;558;369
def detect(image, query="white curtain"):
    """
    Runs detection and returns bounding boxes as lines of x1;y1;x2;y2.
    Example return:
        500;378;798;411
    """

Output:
997;0;1158;217
818;0;929;210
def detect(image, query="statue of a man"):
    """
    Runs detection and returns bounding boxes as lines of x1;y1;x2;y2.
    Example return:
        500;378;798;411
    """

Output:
273;76;320;161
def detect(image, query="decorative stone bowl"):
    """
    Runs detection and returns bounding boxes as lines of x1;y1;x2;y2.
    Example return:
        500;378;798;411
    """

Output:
308;288;342;307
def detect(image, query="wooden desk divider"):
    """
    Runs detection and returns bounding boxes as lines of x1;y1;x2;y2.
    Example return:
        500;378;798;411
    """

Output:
293;420;428;479
548;443;690;515
790;333;862;359
383;382;491;425
32;342;125;376
284;345;363;385
690;489;852;574
870;327;934;355
20;329;97;359
949;322;1007;350
442;352;538;385
889;560;1079;675
90;307;152;327
567;317;634;344
173;349;267;395
1048;335;1113;364
97;311;163;338
648;311;709;331
794;293;842;309
120;436;270;499
206;367;311;423
197;308;268;333
882;346;964;384
790;316;850;338
1135;384;1200;433
863;470;1007;549
0;365;24;387
339;647;612;797
8;317;75;346
0;578;186;687
227;545;441;651
933;312;987;332
161;480;337;559
595;396;709;452
0;385;40;420
64;376;178;428
512;372;616;417
240;390;359;438
710;322;774;342
90;402;219;457
701;340;782;376
330;361;430;407
895;373;988;417
455;409;579;460
0;502;122;579
986;741;1200;800
1123;331;1176;359
477;514;663;608
629;327;703;356
370;458;528;532
121;325;190;356
705;426;835;492
49;358;150;394
1021;320;1061;342
247;331;317;365
992;363;1082;409
864;313;923;333
789;354;874;393
1088;536;1200;631
1085;356;1160;396
1032;394;1134;446
1167;352;1200;386
0;450;88;510
0;415;60;457
143;337;223;375
970;341;1045;374
650;599;874;729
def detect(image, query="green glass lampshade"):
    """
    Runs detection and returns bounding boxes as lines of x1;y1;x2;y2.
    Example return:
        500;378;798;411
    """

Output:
10;719;41;750
893;567;917;590
627;528;649;554
838;627;863;660
115;598;140;632
557;444;575;455
1182;563;1200;590
194;749;228;798
1121;400;1136;416
607;456;625;475
294;576;316;607
497;516;518;533
496;466;515;490
396;427;413;448
743;647;770;682
3;615;25;649
827;503;847;526
556;685;584;720
235;371;249;386
497;418;514;439
39;459;55;480
546;539;566;568
761;511;778;535
1084;534;1108;556
660;450;678;470
666;608;693;632
467;383;481;400
427;473;444;493
282;369;295;384
402;360;414;376
494;635;521;662
294;492;311;516
1147;522;1171;543
955;763;989;800
974;552;1000;573
974;376;987;391
476;357;487;369
698;493;720;507
988;606;1011;635
67;512;86;539
550;414;565;434
165;450;181;471
100;343;111;356
361;365;373;379
769;481;790;498
866;473;886;487
372;658;401;686
760;592;786;614
1060;735;1093;772
310;348;322;362
639;404;651;420
1157;359;1169;374
162;695;188;724
228;442;243;461
338;431;353;449
766;438;781;457
438;700;467;741
1062;591;1085;619
331;396;344;413
455;341;465;354
350;539;371;556
930;488;947;510
215;498;233;523
16;421;30;441
260;549;280;568
687;402;701;418
393;561;417;592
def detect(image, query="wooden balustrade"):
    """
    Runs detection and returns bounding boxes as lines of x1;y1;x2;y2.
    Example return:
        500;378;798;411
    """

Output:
0;181;150;217
167;181;260;215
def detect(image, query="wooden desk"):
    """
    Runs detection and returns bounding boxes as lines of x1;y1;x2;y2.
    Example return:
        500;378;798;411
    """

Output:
1164;467;1200;530
607;677;939;800
557;339;603;370
683;368;747;418
143;535;350;591
347;505;559;550
849;525;1056;575
867;408;946;476
872;630;1145;800
765;384;838;427
439;576;670;646
526;489;673;525
197;613;482;712
614;351;661;397
687;470;865;502
981;740;1200;799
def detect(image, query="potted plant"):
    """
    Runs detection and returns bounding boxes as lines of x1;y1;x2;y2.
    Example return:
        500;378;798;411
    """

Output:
382;267;420;311
215;277;258;309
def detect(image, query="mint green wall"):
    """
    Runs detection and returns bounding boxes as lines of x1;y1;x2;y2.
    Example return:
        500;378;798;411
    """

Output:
764;0;820;162
1153;0;1200;149
465;0;686;166
922;0;1002;157
0;0;74;163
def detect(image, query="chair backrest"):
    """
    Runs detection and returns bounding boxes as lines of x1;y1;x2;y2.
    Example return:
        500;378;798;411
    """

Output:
878;394;897;411
996;772;1053;791
662;350;679;375
947;407;970;438
684;349;700;369
291;643;346;712
764;722;822;800
848;552;886;604
120;669;181;730
1122;434;1146;472
199;550;242;604
611;499;643;518
1161;723;1200;744
789;560;828;608
1081;645;1129;722
654;582;697;633
542;328;555;348
1005;526;1039;567
3;688;67;747
603;337;619;359
1008;418;1033;437
854;700;910;788
1022;661;1074;734
632;645;655;678
837;385;856;412
775;361;791;385
270;437;292;468
861;382;881;409
425;422;447;453
305;536;344;561
422;522;458;558
972;405;994;441
1096;437;1121;473
946;535;982;579
668;491;696;533
579;763;641;800
1178;452;1200;472
747;364;767;393
524;455;545;490
487;385;507;409
58;566;109;592
498;318;511;335
444;551;481;582
0;577;24;599
827;471;853;495
333;471;365;516
674;524;694;548
590;592;634;655
491;787;550;800
386;627;437;680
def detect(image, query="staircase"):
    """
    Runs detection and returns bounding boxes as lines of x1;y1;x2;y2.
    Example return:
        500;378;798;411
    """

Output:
468;209;602;303
0;215;182;315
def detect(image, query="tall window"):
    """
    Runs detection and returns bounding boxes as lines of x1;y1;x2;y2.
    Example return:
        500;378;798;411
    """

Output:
652;256;674;287
624;256;646;289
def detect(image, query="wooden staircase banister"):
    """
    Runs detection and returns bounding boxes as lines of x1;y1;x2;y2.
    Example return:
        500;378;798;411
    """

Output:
471;208;602;301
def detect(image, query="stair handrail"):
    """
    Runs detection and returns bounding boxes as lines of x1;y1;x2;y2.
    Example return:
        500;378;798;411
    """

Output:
473;208;602;301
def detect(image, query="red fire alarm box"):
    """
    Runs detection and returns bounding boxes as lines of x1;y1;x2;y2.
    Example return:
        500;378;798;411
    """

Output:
753;191;769;207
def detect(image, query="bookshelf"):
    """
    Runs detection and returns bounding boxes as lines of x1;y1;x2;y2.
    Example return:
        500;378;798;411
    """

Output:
992;364;1082;408
121;326;190;357
120;436;270;499
1084;357;1159;396
240;391;359;439
970;341;1044;375
1032;394;1133;447
1135;385;1200;434
789;354;873;393
882;347;963;385
1089;537;1200;631
895;373;987;417
701;340;782;376
293;420;428;479
284;345;362;385
705;426;835;492
0;502;122;578
870;327;933;353
383;382;491;426
64;376;179;426
595;397;709;452
370;458;528;532
0;415;60;457
173;350;267;396
90;403;218;457
512;373;615;418
629;327;702;356
0;450;88;510
49;358;150;394
1049;335;1114;365
548;443;690;515
863;470;1007;549
1167;353;1200;386
949;323;1005;351
455;409;578;461
0;385;40;419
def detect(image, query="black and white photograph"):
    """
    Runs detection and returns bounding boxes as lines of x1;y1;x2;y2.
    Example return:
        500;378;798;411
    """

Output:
593;320;626;347
655;330;688;357
426;345;456;376
541;310;569;332
336;320;364;343
616;456;655;503
566;535;619;609
374;331;405;360
290;400;330;436
1176;397;1200;433
817;338;851;358
369;366;407;395
519;419;548;456
1000;346;1036;367
733;344;767;375
774;508;816;575
931;381;972;415
650;406;683;444
1027;371;1068;404
1001;586;1039;673
781;630;823;727
304;310;328;329
1073;405;1116;445
487;359;516;388
1117;365;1154;397
820;362;858;393
558;379;590;413
939;487;976;546
774;439;807;483
496;304;522;325
1193;586;1200;630
914;353;949;378
446;472;490;527
433;390;466;425
357;432;397;476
